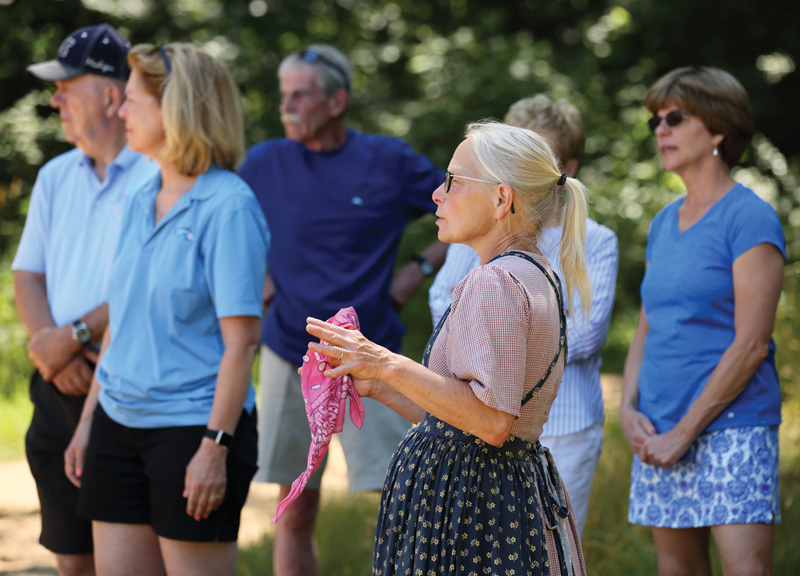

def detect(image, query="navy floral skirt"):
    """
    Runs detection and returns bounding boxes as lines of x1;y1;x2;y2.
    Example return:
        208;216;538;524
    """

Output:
373;413;551;576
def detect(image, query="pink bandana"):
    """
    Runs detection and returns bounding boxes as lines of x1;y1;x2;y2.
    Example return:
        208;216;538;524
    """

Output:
272;307;365;524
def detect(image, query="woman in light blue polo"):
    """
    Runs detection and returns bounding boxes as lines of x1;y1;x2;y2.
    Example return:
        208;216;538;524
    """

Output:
619;67;785;575
64;43;268;576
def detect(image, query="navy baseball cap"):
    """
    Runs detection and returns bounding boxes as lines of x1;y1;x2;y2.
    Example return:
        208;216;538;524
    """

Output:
27;24;131;82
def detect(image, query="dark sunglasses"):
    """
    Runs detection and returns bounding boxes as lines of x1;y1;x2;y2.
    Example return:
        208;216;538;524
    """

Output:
297;49;350;91
647;110;694;133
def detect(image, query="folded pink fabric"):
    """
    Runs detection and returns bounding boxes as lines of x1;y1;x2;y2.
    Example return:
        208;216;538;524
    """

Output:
272;307;365;524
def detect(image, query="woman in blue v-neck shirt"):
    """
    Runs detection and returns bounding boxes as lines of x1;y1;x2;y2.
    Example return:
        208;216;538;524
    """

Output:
620;67;785;575
63;43;268;575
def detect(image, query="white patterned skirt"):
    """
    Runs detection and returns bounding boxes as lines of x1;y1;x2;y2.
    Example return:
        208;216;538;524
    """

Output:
628;425;780;528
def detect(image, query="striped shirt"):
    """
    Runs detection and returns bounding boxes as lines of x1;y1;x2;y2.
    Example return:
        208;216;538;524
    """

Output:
429;220;619;436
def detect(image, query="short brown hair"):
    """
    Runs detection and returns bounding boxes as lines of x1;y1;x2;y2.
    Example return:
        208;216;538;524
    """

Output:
504;95;585;163
645;67;753;167
128;43;244;176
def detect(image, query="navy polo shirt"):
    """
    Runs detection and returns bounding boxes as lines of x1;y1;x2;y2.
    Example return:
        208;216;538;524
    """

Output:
239;129;443;364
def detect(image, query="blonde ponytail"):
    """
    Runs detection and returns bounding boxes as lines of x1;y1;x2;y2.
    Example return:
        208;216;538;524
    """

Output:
466;120;591;322
559;177;591;322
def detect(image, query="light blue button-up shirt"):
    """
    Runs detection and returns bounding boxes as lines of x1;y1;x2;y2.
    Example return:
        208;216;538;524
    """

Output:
96;166;269;428
12;147;158;327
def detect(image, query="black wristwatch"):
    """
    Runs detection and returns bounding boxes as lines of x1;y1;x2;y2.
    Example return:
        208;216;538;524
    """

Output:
205;428;233;448
71;320;92;346
412;254;435;277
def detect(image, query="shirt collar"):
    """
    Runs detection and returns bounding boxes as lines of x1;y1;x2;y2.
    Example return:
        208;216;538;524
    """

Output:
133;163;225;214
77;145;142;176
185;164;224;201
109;145;143;171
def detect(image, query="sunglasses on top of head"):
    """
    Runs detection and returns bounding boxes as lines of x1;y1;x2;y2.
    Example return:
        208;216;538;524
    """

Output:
647;109;694;133
297;49;350;92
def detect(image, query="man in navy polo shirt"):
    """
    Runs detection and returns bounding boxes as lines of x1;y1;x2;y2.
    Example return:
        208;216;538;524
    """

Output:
238;44;446;576
13;25;158;576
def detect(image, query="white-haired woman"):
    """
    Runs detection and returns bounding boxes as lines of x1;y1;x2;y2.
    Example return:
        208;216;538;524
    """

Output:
305;121;589;575
64;43;268;576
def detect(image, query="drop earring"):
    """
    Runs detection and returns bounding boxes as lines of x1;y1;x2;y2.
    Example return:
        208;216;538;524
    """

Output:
713;147;719;157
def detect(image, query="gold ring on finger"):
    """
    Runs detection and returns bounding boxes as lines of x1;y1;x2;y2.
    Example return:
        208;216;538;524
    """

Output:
338;348;345;360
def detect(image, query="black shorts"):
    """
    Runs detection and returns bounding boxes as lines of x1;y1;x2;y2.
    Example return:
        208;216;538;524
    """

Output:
25;370;93;555
77;404;258;542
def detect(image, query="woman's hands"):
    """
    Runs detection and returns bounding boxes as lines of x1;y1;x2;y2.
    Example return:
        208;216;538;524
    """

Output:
64;416;92;488
305;317;395;395
641;427;695;468
620;407;694;468
183;438;228;521
619;406;656;461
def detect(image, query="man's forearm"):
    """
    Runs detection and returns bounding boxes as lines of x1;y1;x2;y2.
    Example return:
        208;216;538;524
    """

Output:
80;303;109;345
14;271;55;336
420;241;449;270
15;271;109;342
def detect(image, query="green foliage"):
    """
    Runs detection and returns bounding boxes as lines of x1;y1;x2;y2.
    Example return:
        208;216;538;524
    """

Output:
1;0;798;331
237;492;379;575
0;393;32;461
0;259;32;399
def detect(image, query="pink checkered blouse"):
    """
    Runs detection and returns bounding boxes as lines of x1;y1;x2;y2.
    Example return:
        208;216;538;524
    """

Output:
427;250;564;443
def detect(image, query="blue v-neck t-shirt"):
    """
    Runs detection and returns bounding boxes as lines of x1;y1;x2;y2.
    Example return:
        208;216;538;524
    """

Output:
639;184;785;434
96;166;269;428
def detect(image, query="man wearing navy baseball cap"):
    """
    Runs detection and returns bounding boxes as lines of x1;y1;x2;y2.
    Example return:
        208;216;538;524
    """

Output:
14;24;158;576
27;23;131;82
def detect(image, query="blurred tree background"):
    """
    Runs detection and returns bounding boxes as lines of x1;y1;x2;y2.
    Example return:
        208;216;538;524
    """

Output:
1;0;798;572
1;0;798;377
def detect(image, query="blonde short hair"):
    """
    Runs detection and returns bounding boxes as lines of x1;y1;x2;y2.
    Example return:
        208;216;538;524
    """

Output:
645;67;753;168
504;95;585;163
128;43;244;175
466;121;591;318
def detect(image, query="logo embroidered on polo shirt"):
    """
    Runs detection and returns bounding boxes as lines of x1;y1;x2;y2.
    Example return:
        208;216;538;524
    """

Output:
351;196;364;206
175;228;196;242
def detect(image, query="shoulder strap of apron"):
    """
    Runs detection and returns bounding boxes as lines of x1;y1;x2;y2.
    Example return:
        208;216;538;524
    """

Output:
422;250;568;408
487;251;568;408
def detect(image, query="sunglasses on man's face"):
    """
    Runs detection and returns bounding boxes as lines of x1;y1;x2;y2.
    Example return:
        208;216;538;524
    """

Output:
647;110;694;133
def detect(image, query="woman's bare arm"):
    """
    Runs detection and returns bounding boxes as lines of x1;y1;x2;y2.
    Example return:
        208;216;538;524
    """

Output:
643;243;784;467
306;319;517;446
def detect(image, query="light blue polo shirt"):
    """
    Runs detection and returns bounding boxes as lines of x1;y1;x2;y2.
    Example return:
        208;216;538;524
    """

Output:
96;166;269;428
12;147;158;327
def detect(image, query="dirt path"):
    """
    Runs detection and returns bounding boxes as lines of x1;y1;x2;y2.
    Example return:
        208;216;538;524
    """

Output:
0;438;349;575
0;377;622;575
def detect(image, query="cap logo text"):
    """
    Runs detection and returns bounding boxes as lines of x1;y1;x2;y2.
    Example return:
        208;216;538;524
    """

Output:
85;57;115;74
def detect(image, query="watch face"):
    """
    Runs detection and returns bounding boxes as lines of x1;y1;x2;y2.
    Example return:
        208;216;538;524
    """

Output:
77;327;91;344
420;261;435;276
73;321;91;345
